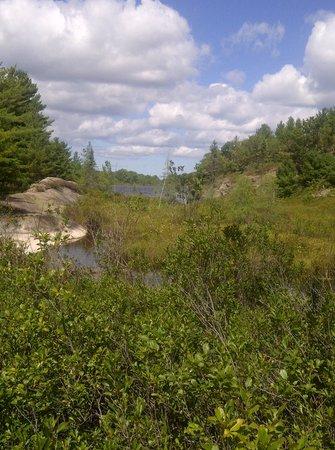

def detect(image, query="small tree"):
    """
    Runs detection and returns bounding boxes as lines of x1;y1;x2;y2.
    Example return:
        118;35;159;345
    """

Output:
72;151;82;181
81;141;98;189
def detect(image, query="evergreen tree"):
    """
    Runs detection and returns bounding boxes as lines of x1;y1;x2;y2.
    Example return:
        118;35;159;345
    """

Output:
45;138;73;179
0;66;51;193
72;151;82;181
0;66;74;195
102;160;112;174
81;141;98;189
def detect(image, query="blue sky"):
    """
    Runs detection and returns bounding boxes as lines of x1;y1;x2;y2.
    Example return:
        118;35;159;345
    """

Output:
1;0;335;175
166;0;320;87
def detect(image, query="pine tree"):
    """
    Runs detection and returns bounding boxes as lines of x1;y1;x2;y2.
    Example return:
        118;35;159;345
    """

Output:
0;66;51;193
72;151;82;181
0;66;74;195
81;141;98;189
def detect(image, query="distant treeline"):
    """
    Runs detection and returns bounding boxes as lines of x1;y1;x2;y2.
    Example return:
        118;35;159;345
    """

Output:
196;110;335;196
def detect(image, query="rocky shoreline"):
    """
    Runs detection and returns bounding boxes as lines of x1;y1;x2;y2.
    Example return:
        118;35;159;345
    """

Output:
0;178;87;252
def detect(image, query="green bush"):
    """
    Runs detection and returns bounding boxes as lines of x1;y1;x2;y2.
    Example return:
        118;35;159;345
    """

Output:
277;159;300;197
0;226;334;448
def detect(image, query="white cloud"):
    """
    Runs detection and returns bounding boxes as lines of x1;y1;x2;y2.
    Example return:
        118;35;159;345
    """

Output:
0;0;198;86
1;0;334;167
304;13;335;90
253;65;316;106
251;12;335;110
117;129;178;147
95;145;161;157
172;146;203;157
222;21;285;56
224;69;246;86
38;80;154;116
305;9;333;24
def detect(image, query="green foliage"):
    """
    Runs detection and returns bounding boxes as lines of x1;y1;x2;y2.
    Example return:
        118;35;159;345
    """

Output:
165;221;296;309
80;141;98;190
277;158;299;197
0;214;334;448
196;125;280;185
0;66;75;195
275;110;335;195
108;168;160;186
73;149;161;193
196;109;335;198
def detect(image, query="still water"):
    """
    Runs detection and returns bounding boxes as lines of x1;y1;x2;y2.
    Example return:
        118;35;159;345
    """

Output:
54;239;163;287
111;184;161;197
58;239;98;269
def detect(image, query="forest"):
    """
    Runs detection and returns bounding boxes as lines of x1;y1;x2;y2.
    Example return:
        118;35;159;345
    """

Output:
191;110;335;199
0;66;335;448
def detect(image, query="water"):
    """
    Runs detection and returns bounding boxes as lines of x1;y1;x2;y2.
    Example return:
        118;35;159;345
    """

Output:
58;239;98;269
54;239;163;287
111;184;161;198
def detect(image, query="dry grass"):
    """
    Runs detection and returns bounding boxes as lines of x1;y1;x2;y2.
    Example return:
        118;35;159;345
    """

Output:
66;187;335;269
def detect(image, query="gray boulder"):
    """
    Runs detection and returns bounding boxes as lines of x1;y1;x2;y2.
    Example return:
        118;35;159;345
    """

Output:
2;177;80;214
0;178;86;252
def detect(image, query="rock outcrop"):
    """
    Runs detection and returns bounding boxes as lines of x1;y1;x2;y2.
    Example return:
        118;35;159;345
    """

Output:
214;170;277;198
3;177;80;214
0;178;86;252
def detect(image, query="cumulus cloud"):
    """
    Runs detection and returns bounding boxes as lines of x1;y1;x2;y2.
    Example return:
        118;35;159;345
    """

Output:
1;0;334;167
304;13;335;90
38;81;155;116
0;0;198;86
222;21;285;56
252;12;335;110
253;65;316;106
304;9;333;24
172;146;203;157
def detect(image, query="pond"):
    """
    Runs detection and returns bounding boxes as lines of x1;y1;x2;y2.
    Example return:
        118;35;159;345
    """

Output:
58;239;98;269
53;239;163;287
111;184;161;198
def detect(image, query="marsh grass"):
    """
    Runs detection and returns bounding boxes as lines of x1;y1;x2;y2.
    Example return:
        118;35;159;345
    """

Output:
66;181;335;274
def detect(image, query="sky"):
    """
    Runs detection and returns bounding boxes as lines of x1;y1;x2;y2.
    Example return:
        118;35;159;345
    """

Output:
1;0;335;175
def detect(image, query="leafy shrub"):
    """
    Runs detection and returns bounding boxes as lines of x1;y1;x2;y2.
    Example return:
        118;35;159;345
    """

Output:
0;216;334;448
165;221;296;307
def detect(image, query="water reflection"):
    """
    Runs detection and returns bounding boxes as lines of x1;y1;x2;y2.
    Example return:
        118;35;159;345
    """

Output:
53;239;163;287
58;239;98;269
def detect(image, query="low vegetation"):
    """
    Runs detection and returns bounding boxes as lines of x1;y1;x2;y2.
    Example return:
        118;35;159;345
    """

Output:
0;195;334;447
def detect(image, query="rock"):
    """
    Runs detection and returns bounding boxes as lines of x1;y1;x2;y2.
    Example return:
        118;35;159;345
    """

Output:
215;178;234;197
0;178;86;252
2;177;80;214
312;188;333;198
215;170;277;197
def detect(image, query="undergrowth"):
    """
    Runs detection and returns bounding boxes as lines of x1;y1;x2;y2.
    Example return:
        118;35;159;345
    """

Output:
0;205;334;448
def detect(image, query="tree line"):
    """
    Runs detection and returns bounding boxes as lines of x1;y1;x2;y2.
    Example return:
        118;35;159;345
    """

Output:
195;110;335;196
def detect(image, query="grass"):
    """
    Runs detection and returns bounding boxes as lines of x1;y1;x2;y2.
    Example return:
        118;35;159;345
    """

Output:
66;181;335;271
66;192;187;267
